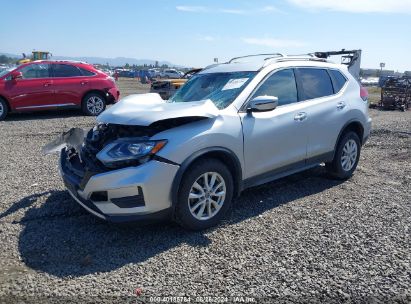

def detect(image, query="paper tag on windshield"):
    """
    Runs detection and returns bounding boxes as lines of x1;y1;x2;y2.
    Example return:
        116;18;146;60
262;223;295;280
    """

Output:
222;78;249;91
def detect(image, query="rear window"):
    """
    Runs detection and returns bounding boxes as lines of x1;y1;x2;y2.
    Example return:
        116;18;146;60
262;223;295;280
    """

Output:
329;69;347;93
52;64;82;77
298;68;333;100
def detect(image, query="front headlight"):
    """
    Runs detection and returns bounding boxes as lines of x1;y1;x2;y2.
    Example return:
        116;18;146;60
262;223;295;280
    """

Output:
96;138;167;166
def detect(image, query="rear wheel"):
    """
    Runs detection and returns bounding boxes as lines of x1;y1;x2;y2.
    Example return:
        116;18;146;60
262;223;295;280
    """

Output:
175;159;234;230
82;92;106;116
326;131;361;180
0;98;8;121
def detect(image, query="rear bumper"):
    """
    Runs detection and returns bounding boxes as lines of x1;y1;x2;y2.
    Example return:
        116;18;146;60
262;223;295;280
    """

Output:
59;149;179;223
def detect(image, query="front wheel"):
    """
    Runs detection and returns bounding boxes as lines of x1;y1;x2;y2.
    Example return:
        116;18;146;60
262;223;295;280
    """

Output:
326;131;361;180
82;93;106;116
175;159;234;230
0;98;8;121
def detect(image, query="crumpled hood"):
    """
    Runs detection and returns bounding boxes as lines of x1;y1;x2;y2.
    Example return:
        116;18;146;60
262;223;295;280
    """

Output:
97;93;219;126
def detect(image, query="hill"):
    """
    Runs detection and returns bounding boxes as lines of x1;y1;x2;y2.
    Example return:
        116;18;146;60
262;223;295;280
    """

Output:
0;52;183;67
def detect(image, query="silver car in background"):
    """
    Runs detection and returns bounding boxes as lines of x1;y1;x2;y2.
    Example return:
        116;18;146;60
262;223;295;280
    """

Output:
58;53;372;230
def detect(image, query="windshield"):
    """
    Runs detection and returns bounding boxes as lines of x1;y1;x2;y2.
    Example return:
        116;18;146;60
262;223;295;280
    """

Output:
170;71;257;109
0;67;15;78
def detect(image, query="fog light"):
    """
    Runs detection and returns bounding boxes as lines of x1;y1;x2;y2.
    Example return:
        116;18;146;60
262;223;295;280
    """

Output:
90;191;108;202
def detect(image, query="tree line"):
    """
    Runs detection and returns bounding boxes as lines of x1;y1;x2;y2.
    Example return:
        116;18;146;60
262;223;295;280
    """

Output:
0;55;17;64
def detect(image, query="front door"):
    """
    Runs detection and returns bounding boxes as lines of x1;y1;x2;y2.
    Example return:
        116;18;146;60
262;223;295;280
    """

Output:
4;63;55;111
240;68;308;180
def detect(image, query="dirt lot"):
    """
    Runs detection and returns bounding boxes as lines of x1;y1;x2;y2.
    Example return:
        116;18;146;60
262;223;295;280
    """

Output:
0;79;410;303
115;77;151;97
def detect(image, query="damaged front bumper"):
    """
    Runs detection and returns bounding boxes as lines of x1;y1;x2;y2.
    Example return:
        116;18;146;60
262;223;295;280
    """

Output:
59;149;179;223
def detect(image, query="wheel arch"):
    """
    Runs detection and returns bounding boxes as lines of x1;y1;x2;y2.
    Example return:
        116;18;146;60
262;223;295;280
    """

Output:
0;94;11;112
171;147;243;214
82;89;107;103
333;120;364;157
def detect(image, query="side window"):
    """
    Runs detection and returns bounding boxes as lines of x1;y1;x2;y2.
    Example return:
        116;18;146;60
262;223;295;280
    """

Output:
329;69;347;93
52;64;82;77
19;64;50;79
298;68;333;100
252;69;298;106
79;68;95;76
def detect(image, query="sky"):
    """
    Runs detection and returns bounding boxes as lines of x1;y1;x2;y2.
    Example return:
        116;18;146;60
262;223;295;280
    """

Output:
1;0;411;71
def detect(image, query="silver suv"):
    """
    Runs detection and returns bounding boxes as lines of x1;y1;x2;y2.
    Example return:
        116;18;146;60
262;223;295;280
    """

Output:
58;53;372;230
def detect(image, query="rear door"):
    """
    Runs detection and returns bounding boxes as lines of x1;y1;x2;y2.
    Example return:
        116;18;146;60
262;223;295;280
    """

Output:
51;63;90;106
240;68;309;180
4;63;55;110
295;67;349;160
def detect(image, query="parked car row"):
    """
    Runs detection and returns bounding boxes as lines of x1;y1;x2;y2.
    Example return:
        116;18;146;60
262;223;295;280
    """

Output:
0;60;120;120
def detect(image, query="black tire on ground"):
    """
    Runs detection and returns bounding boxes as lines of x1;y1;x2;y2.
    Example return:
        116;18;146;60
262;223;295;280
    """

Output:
175;158;234;230
81;92;106;116
0;98;9;121
326;131;361;180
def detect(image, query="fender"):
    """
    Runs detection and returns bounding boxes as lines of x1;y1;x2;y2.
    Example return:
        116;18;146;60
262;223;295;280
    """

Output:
332;119;364;160
0;94;11;111
170;146;243;215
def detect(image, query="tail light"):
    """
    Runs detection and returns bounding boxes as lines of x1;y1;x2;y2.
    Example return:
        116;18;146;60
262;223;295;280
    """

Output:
360;86;369;102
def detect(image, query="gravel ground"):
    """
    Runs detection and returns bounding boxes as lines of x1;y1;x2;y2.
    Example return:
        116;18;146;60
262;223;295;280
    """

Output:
0;106;410;303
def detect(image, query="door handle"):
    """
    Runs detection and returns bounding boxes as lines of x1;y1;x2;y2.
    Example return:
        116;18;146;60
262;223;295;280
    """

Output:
80;81;89;85
294;112;307;121
44;82;52;87
337;101;346;110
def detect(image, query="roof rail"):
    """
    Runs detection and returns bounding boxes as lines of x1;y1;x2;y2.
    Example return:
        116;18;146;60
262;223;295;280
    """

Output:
262;55;327;68
228;53;285;63
31;59;88;64
53;60;88;64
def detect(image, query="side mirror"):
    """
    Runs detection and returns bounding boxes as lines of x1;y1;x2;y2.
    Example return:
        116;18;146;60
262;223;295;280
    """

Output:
10;71;23;80
247;96;279;113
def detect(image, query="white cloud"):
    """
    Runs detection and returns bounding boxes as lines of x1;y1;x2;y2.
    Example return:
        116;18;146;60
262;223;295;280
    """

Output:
198;35;216;42
219;8;246;14
287;0;411;13
242;37;306;48
176;6;207;12
176;5;283;15
260;5;283;13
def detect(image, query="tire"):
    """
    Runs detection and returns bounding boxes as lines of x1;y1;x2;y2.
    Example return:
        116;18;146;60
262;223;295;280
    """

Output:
82;92;106;116
0;98;8;121
175;158;234;230
326;131;361;180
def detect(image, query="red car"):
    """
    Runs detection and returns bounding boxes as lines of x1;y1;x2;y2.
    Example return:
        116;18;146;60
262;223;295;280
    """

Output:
0;60;120;120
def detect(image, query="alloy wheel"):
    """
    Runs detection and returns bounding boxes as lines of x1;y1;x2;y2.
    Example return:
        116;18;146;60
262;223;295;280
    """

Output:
341;139;358;171
86;96;104;115
188;172;226;221
0;103;3;117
